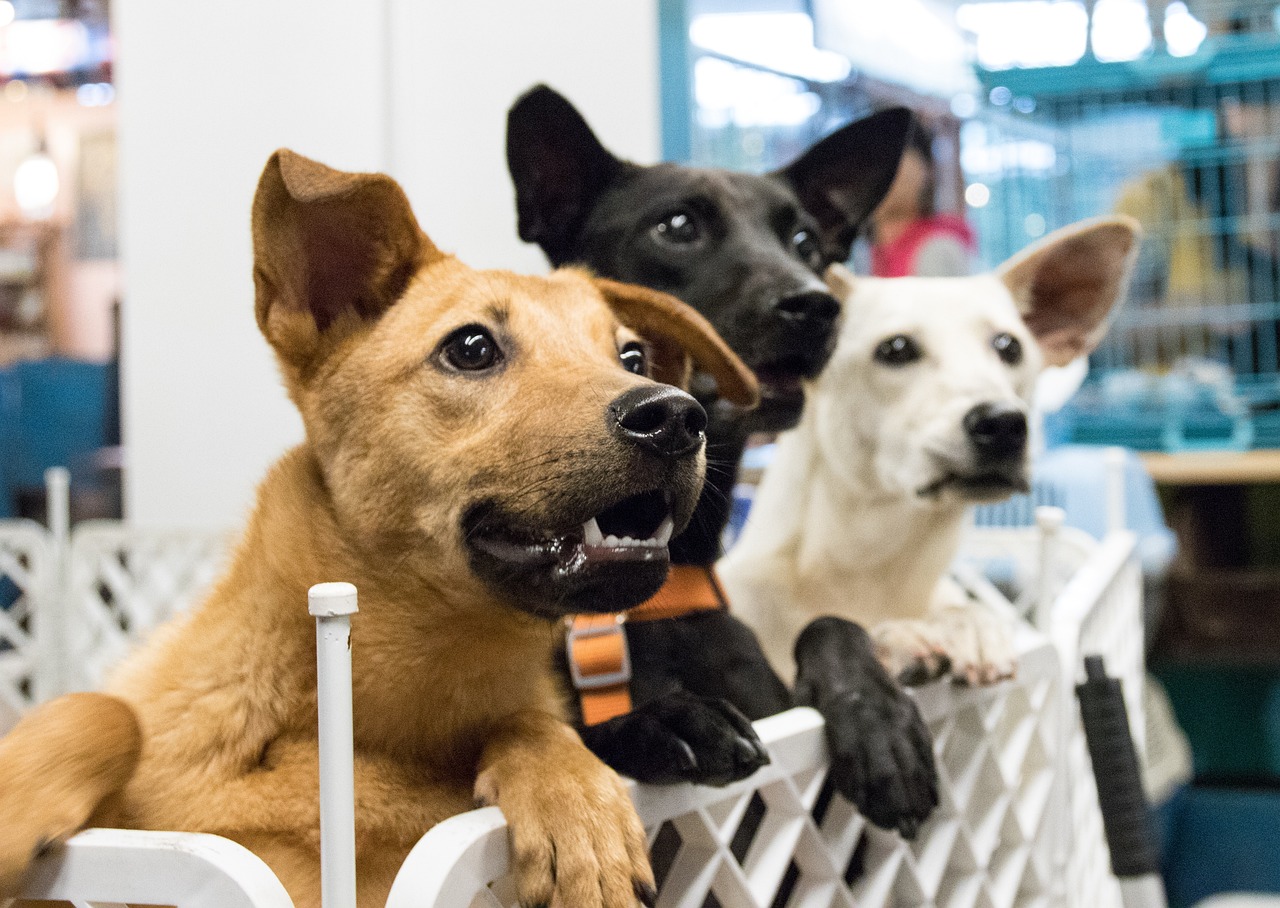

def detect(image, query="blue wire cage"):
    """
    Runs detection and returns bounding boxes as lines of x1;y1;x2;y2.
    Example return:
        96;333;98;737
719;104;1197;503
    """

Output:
969;31;1280;451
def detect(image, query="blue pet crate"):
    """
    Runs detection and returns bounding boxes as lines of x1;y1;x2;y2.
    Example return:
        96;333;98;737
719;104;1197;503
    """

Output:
0;357;113;518
968;32;1280;452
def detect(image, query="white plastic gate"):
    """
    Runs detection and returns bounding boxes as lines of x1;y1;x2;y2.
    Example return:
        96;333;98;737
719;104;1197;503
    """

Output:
1;472;1144;908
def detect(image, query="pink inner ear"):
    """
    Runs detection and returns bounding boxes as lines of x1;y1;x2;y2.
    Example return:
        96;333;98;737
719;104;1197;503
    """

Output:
1030;326;1091;367
299;207;385;332
1022;277;1116;366
1001;218;1140;365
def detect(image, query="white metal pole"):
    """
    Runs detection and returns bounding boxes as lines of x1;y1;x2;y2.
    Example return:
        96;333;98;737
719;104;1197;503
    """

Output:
309;582;358;908
1105;446;1127;534
1034;506;1066;633
43;467;70;699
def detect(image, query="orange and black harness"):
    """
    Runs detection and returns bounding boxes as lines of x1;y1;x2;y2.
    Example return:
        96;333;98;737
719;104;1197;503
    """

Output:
566;565;728;726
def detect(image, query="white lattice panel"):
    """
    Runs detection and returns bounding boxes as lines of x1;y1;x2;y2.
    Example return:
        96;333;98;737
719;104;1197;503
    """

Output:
956;523;1098;621
9;520;1143;908
384;641;1065;908
62;522;233;693
0;520;52;720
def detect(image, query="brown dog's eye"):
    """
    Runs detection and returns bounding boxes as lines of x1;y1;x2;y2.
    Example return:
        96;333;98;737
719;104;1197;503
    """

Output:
993;332;1023;366
874;334;922;367
619;341;647;376
439;325;502;372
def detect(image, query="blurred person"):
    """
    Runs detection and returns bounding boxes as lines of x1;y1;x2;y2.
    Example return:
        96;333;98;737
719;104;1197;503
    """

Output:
870;120;975;278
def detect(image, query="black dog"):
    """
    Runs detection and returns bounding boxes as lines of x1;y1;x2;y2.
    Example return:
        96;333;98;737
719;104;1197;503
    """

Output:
507;86;937;835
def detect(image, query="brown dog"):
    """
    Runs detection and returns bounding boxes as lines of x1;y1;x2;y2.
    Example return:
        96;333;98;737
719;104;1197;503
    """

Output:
0;150;758;908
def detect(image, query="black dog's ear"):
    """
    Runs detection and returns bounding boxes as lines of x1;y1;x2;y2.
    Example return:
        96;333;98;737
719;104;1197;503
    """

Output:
506;85;626;266
775;107;914;263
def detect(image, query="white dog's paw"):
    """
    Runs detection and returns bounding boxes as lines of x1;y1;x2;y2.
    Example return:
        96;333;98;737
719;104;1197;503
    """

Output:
932;605;1016;686
873;620;951;686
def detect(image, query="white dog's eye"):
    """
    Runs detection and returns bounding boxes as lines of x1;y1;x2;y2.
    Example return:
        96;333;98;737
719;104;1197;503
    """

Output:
874;334;922;367
619;341;647;375
992;332;1023;366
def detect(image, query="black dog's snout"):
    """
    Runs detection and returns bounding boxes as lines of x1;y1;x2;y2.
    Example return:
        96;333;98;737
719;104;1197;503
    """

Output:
775;290;840;326
963;402;1028;460
609;386;708;459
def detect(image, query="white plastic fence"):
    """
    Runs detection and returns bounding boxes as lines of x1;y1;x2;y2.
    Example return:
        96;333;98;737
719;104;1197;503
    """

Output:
60;520;233;693
399;634;1067;908
1;475;1144;908
0;517;54;722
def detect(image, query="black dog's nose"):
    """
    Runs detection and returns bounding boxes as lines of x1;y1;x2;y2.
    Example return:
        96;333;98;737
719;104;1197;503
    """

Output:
963;402;1028;460
609;386;708;459
775;290;840;325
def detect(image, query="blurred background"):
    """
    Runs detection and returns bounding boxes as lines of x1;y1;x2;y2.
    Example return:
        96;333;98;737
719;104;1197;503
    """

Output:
2;0;1280;902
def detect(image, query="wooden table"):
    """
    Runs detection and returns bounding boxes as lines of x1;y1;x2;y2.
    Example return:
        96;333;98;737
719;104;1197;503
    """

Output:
1142;448;1280;665
1141;449;1280;486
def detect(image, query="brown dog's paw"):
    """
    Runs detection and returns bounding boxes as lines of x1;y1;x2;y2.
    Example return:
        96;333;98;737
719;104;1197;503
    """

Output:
932;605;1017;686
0;692;142;897
477;726;653;908
0;828;50;897
873;620;951;686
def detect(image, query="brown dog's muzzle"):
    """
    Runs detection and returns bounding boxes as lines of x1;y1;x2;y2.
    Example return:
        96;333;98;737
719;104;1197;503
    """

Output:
462;383;710;619
608;386;707;460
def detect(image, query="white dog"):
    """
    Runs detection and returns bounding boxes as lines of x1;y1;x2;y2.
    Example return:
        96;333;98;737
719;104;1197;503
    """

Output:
721;217;1140;685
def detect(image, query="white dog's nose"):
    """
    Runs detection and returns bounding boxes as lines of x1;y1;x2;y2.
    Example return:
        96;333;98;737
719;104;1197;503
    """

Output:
963;402;1027;460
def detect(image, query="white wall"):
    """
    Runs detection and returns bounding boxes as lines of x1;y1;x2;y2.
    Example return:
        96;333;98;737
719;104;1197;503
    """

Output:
118;0;660;529
387;2;660;272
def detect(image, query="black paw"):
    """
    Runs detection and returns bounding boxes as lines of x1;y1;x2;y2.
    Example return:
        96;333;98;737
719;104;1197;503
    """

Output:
581;691;769;787
795;617;939;838
817;687;938;838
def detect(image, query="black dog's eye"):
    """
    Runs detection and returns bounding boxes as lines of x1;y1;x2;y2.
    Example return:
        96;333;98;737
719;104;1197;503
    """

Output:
874;334;922;367
993;332;1023;365
651;210;701;246
619;341;647;375
439;325;502;372
793;228;822;268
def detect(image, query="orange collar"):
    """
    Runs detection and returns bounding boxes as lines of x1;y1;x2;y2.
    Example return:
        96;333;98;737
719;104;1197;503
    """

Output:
626;564;727;622
567;565;727;726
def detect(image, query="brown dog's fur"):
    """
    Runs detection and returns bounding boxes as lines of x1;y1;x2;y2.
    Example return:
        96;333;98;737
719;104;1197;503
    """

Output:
0;150;757;908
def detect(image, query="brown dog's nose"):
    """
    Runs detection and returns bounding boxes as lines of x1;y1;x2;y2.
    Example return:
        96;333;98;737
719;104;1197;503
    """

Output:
609;386;708;459
964;402;1028;460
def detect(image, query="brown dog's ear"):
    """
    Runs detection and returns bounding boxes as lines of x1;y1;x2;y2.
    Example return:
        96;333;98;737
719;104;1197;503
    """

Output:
997;215;1141;367
593;278;759;409
252;149;438;368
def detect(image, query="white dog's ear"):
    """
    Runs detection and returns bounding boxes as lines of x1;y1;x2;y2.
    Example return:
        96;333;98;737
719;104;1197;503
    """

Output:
997;216;1141;367
824;263;857;300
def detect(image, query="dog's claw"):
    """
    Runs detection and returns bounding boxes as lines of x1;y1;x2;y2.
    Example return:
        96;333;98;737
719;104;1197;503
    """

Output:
635;879;658;907
579;692;767;787
733;736;760;766
674;739;698;772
